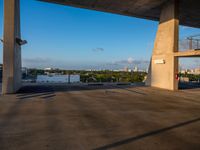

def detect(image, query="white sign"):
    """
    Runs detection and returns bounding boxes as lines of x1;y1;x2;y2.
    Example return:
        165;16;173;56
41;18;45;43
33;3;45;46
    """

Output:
154;59;165;64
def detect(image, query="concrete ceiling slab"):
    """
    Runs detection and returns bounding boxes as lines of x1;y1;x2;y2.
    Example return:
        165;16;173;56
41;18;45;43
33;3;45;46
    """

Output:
39;0;200;28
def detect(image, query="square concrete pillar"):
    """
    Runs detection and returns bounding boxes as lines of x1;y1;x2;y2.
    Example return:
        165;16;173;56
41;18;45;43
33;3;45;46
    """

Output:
2;0;22;94
146;0;179;90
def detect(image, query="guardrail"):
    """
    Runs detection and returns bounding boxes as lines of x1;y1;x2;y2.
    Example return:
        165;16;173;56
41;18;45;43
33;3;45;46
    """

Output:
179;34;200;51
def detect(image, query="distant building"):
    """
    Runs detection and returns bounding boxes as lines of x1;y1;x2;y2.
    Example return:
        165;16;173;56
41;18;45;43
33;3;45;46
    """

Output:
133;66;138;72
181;68;200;75
113;70;120;72
36;75;80;83
45;72;61;76
180;70;186;74
123;66;128;72
194;68;200;75
44;67;53;71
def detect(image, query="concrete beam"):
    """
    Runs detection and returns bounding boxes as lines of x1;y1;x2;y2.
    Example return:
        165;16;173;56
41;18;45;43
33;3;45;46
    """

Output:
39;0;200;28
146;0;179;91
174;50;200;57
2;0;22;94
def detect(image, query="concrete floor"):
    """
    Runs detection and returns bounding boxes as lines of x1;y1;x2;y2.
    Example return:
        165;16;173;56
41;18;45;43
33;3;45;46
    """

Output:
0;84;200;150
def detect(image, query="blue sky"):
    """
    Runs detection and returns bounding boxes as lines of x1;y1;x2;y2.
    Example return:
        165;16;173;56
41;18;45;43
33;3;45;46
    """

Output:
0;0;200;70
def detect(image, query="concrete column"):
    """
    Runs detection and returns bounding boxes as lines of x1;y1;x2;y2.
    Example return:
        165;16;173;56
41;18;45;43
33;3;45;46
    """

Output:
2;0;21;94
146;0;179;90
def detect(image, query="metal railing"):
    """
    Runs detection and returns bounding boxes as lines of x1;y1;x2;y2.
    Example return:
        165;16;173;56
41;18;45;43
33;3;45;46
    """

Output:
179;34;200;51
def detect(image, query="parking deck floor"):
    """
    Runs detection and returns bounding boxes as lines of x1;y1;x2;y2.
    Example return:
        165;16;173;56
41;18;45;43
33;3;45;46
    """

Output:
0;85;200;150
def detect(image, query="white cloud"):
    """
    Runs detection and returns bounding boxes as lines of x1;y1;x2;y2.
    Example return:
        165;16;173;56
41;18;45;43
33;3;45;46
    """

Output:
180;26;193;30
92;48;105;52
127;57;134;64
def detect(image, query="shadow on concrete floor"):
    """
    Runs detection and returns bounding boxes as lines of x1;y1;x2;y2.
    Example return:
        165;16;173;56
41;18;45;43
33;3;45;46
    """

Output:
15;84;147;100
94;117;200;150
18;84;146;94
17;86;56;100
16;92;56;100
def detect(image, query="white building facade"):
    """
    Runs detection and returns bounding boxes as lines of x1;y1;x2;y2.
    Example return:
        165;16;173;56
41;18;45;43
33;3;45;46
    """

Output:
36;75;80;83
